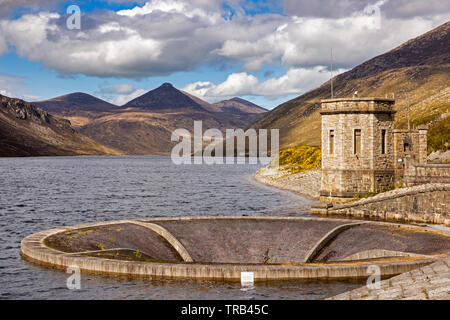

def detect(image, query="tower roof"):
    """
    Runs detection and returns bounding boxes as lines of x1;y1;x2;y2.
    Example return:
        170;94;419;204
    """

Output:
321;97;395;103
320;97;396;115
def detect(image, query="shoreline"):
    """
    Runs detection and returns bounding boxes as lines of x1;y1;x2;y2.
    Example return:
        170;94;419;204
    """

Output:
253;165;321;200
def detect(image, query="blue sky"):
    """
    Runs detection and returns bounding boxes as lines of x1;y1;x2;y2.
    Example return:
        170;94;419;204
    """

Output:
0;0;448;109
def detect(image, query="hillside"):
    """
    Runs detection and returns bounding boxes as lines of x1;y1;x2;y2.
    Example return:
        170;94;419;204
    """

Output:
181;92;267;124
34;92;119;114
251;21;450;153
212;97;267;114
0;94;120;157
36;84;267;155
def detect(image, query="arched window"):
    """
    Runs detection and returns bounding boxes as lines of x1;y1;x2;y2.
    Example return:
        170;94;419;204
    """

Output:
354;129;361;154
329;130;334;155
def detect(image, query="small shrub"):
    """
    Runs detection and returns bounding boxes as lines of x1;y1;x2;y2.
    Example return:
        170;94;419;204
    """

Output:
134;249;142;259
277;145;321;174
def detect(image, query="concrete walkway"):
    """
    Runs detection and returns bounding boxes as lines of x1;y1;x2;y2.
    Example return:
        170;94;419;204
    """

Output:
329;256;450;300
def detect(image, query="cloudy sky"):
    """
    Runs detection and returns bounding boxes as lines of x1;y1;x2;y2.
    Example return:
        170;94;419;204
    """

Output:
0;0;448;109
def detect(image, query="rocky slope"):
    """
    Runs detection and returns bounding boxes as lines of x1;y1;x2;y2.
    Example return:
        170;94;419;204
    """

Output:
0;94;120;157
250;21;450;153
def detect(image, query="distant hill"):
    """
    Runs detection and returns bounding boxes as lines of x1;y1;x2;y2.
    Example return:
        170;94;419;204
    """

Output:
36;83;267;155
250;21;450;153
181;91;267;123
35;92;119;114
34;92;121;128
212;97;267;114
0;94;120;157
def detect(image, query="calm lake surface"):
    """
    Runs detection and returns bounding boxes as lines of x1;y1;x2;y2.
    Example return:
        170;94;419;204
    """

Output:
0;156;361;299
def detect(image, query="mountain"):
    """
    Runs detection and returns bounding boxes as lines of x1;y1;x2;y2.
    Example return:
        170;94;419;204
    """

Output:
250;21;450;153
124;82;205;111
212;97;268;114
34;92;121;128
180;92;267;122
36;84;267;155
0;94;120;157
34;92;119;114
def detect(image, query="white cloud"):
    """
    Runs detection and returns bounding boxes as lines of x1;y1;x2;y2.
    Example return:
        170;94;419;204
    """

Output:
216;2;449;71
117;0;185;16
99;83;135;94
118;0;203;17
0;73;41;100
1;12;60;56
183;66;347;101
0;36;7;56
281;0;450;19
0;1;240;78
113;88;148;106
0;0;448;79
0;89;13;97
0;73;25;98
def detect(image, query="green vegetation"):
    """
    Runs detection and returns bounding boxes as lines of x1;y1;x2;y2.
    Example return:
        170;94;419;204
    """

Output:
134;249;143;259
427;118;449;153
397;86;449;154
277;145;321;174
422;289;430;300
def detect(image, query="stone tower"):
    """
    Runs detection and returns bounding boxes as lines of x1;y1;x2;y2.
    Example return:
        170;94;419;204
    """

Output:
320;98;396;202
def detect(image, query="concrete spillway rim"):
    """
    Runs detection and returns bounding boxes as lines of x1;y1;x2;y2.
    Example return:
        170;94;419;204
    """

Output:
340;249;437;261
303;222;367;263
126;220;193;262
20;216;450;282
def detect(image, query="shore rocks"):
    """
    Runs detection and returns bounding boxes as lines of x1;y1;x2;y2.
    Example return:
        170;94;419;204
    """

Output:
254;166;321;199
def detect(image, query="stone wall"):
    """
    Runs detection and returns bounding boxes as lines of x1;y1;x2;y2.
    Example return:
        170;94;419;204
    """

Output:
393;127;428;184
404;161;450;186
312;183;450;226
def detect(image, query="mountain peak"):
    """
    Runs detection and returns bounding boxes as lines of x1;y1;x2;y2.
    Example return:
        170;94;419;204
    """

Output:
160;82;174;88
34;92;118;114
123;83;205;111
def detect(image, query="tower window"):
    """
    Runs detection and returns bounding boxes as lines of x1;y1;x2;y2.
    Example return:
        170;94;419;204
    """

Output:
404;142;410;152
329;130;334;155
381;129;386;154
354;129;361;155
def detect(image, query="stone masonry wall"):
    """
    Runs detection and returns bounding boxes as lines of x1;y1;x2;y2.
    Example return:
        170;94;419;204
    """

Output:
320;99;395;199
312;183;450;226
393;128;428;185
404;162;450;186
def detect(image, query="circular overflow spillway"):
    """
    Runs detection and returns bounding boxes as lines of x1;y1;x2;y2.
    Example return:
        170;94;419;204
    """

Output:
21;216;450;281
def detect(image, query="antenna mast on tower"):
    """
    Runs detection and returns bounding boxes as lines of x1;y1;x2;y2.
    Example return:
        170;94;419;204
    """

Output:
330;48;334;98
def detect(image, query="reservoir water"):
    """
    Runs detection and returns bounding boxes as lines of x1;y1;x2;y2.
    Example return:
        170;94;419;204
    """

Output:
0;156;361;299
